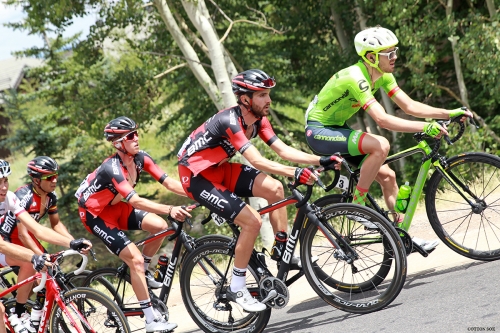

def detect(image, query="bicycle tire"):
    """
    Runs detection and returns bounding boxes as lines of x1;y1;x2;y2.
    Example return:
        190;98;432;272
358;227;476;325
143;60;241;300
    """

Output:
301;203;407;314
312;194;394;291
180;242;271;333
426;152;500;261
49;287;131;333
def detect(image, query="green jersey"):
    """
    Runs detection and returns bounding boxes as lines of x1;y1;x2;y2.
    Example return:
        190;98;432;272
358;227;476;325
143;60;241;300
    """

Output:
305;61;401;126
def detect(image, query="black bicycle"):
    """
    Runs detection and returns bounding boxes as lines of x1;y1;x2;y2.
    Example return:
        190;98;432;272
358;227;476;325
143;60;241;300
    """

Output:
80;207;232;333
179;171;407;333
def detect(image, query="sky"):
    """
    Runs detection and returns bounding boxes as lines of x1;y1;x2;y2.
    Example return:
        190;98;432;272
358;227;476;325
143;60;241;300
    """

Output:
0;2;95;60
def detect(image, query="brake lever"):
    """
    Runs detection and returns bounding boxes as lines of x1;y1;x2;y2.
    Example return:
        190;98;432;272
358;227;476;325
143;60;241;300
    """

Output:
313;169;327;190
90;249;97;261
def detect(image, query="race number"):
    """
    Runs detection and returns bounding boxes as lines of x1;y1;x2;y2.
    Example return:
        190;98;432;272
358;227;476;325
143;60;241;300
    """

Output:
336;175;349;191
211;212;227;226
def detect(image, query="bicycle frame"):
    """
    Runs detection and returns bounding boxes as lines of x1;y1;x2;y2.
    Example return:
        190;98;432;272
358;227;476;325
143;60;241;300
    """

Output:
1;271;93;333
343;135;480;233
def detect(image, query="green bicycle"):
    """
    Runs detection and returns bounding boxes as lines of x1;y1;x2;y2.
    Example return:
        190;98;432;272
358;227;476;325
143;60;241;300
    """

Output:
315;114;500;270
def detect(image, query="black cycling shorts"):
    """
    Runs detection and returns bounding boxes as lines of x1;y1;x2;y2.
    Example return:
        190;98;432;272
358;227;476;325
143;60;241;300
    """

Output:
79;202;148;255
178;163;261;222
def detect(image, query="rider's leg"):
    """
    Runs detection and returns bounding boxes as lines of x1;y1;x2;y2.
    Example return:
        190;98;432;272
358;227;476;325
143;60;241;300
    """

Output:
375;164;400;219
252;173;286;234
140;213;168;268
356;133;391;204
232;205;262;270
6;257;35;315
0;302;5;333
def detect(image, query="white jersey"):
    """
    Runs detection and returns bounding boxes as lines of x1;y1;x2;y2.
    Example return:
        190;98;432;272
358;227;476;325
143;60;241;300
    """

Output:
0;191;26;239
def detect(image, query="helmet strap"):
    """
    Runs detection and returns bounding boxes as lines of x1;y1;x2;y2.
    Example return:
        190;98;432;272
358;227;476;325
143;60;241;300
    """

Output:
362;53;384;74
32;178;49;195
113;141;135;157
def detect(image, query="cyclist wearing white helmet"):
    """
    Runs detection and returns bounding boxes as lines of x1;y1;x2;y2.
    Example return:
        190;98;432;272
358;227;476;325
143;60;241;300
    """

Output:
0;159;92;333
304;26;472;252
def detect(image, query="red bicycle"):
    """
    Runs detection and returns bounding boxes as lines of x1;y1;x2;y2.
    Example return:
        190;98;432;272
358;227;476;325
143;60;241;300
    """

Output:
1;250;130;333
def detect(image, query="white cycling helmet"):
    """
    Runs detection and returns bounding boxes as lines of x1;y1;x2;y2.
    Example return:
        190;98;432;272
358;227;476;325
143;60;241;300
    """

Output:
0;160;11;178
354;26;398;68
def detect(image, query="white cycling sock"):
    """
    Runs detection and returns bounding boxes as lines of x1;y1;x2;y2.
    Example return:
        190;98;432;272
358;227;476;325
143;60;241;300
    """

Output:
229;266;247;292
143;255;152;271
139;299;155;323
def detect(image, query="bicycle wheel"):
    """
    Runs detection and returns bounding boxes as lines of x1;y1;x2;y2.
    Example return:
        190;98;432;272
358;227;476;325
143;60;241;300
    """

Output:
312;194;393;289
49;287;130;333
301;203;407;314
180;242;271;333
426;152;500;260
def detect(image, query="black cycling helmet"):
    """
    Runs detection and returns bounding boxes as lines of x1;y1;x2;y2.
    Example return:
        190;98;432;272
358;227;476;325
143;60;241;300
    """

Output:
0;160;11;178
27;156;59;178
232;69;276;95
104;116;138;142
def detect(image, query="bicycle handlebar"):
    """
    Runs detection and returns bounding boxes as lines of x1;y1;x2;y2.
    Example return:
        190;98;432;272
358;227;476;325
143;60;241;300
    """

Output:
167;202;201;240
32;249;88;293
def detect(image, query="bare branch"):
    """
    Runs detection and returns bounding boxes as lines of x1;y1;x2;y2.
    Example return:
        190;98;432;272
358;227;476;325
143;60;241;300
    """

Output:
154;63;188;79
207;0;284;43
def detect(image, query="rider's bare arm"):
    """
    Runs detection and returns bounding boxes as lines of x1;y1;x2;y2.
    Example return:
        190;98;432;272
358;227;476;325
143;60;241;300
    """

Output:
0;237;36;263
128;194;192;219
243;145;298;178
269;139;322;165
49;213;74;240
367;101;439;133
162;177;187;197
17;222;44;255
17;211;73;248
393;91;450;119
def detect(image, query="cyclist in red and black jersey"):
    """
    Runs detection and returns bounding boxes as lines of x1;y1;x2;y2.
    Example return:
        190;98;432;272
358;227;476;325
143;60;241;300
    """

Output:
178;69;341;312
12;156;74;255
76;116;190;332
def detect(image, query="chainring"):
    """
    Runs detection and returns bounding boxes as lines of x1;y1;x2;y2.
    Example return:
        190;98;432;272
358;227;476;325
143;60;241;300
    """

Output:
259;276;289;309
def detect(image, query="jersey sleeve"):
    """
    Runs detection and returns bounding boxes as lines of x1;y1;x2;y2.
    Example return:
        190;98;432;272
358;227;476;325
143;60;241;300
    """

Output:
258;117;278;146
6;192;26;217
105;161;135;200
349;68;377;111
217;111;251;153
138;151;167;182
381;73;401;98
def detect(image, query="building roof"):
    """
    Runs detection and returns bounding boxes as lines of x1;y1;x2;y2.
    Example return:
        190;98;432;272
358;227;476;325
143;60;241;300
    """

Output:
0;57;43;92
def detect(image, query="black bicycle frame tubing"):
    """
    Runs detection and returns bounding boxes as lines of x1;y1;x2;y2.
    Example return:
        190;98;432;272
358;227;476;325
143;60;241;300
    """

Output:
135;227;175;247
432;162;482;205
158;232;184;301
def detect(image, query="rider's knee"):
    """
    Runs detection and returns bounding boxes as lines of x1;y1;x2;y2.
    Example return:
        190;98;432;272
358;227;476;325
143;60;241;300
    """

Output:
128;255;146;273
377;166;396;185
235;210;262;234
264;179;285;201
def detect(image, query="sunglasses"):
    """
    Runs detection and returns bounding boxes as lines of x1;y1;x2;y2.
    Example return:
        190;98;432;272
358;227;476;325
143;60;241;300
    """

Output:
378;47;399;60
115;131;138;142
261;77;276;88
40;173;58;181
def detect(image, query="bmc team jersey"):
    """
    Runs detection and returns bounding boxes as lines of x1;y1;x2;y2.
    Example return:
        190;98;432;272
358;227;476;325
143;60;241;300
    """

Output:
9;184;58;249
177;105;278;176
0;191;27;241
305;61;401;126
76;151;167;217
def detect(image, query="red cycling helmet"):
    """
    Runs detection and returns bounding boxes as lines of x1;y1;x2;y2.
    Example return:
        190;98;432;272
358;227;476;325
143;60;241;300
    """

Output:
104;116;138;142
232;69;276;95
27;156;59;178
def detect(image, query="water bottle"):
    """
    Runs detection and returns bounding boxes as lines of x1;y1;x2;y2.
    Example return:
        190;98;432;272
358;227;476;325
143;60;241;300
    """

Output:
8;308;28;333
270;231;287;261
395;182;412;213
153;254;169;283
36;289;46;306
30;303;43;329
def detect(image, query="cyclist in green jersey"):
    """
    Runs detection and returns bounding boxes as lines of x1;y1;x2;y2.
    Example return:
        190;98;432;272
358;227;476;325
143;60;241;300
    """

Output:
304;26;472;251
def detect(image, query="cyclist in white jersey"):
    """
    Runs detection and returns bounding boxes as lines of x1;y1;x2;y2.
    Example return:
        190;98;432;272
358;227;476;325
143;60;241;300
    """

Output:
0;160;92;333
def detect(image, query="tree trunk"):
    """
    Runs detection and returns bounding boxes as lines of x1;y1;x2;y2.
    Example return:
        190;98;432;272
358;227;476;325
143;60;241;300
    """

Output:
330;2;349;51
182;0;236;108
153;0;226;109
486;0;496;18
381;91;405;172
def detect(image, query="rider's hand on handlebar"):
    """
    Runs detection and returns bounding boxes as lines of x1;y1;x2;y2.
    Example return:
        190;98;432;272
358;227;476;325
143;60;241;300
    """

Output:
423;121;448;138
294;167;317;186
319;155;342;171
449;107;473;123
69;238;92;255
170;205;192;221
31;254;52;272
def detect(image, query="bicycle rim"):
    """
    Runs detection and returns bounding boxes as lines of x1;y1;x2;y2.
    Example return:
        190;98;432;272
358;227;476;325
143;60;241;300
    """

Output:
301;203;407;314
426;152;500;260
180;242;270;333
50;287;130;333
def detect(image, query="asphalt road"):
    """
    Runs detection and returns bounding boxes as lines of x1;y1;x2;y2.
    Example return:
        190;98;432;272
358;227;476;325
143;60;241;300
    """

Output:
170;242;500;333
